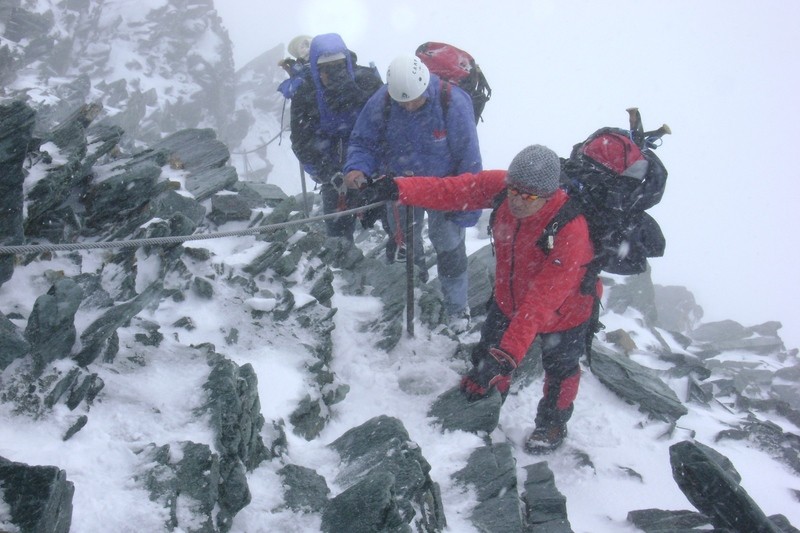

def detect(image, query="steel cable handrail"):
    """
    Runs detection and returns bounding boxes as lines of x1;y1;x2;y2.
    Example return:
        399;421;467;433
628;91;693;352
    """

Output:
0;202;384;255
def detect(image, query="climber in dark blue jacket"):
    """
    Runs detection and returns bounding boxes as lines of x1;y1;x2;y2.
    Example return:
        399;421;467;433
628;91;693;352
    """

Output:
290;33;383;241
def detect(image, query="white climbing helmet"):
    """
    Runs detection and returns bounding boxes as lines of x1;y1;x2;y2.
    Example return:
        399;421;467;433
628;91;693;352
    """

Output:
387;55;430;102
287;35;311;61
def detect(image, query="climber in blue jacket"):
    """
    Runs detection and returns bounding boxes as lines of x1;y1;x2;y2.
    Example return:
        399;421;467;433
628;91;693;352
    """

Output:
344;55;482;332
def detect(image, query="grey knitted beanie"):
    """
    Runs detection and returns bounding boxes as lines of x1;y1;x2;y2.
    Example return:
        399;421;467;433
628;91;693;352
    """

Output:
506;145;561;197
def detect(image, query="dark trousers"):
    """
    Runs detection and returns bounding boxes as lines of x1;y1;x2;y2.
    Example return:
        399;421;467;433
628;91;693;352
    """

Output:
473;300;591;428
320;183;359;241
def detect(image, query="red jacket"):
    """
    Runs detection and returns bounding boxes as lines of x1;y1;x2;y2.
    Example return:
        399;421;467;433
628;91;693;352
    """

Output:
396;170;597;364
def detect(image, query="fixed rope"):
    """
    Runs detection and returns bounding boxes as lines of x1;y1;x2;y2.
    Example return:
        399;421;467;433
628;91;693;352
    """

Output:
230;128;290;180
0;202;383;256
229;128;288;156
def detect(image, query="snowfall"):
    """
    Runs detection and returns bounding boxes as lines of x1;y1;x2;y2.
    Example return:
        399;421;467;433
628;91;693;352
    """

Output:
0;1;799;531
0;209;798;532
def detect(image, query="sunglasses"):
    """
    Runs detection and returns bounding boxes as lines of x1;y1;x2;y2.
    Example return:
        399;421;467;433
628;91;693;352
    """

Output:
318;61;346;75
508;186;547;202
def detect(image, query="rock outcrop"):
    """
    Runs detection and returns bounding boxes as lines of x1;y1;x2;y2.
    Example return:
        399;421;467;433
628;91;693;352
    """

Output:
0;4;797;532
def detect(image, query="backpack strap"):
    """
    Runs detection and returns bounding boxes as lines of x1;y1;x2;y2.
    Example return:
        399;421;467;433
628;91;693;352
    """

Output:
540;200;602;297
487;189;507;255
440;79;451;117
476;66;492;101
491;195;583;256
489;194;600;299
535;199;581;254
470;66;491;123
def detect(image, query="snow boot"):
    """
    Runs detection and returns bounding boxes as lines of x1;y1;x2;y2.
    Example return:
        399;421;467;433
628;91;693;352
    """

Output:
447;307;471;334
524;424;567;454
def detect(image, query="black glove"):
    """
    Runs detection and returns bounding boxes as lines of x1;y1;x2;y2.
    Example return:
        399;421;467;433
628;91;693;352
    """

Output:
460;347;517;402
359;175;399;205
360;203;386;229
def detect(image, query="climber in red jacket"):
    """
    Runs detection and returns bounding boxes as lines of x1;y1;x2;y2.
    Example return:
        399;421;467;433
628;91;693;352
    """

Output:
353;145;598;453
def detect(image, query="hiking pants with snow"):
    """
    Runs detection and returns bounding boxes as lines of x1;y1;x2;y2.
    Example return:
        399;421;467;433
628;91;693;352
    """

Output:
386;205;468;316
472;300;590;427
534;321;590;429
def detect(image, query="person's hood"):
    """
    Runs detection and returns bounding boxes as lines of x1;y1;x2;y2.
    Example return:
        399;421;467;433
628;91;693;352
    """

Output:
308;33;355;89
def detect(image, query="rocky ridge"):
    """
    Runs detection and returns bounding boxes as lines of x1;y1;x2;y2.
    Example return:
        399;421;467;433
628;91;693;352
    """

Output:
0;97;798;531
1;2;799;531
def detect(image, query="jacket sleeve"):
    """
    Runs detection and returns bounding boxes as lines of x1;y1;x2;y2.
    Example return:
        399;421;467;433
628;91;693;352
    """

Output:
446;86;482;175
498;217;594;363
343;88;387;177
396;170;506;210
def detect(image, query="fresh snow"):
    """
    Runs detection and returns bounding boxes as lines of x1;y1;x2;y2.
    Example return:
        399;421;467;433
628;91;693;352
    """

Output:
1;1;799;531
1;223;798;532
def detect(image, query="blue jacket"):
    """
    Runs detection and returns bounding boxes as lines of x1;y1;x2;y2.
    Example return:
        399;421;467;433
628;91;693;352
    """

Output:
344;75;482;179
290;33;383;181
277;60;308;99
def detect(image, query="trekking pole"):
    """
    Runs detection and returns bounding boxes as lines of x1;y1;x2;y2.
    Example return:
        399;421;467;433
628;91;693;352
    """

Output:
405;205;415;337
298;162;310;218
626;107;645;148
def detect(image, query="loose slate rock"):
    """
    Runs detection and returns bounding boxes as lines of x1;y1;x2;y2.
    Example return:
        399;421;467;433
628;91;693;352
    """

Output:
325;416;446;533
0;455;74;533
453;443;523;533
321;470;409;533
669;440;782;533
589;343;688;422
0;312;30;370
428;386;503;434
522;461;572;532
25;278;84;373
278;464;330;513
626;508;712;532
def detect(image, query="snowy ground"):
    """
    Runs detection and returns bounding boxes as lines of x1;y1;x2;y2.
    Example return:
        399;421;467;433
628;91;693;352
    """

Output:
1;222;799;533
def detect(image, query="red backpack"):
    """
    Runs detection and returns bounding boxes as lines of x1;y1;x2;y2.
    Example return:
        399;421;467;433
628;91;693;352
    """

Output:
559;109;671;281
490;110;671;293
581;131;648;177
415;42;491;124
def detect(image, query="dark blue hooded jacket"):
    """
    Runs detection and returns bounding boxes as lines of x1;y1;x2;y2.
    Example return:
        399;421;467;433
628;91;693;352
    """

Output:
290;33;382;181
